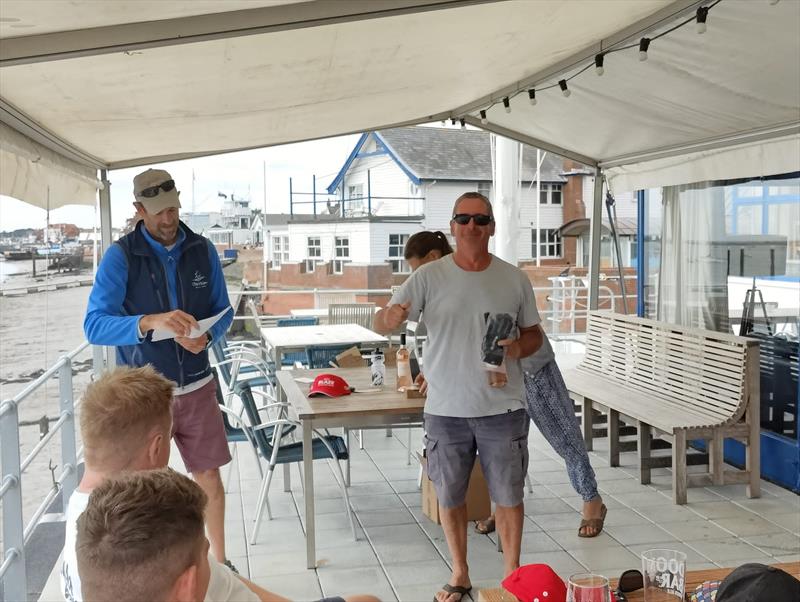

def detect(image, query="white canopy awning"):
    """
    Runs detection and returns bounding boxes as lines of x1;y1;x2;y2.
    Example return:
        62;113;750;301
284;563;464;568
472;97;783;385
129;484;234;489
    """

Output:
1;0;798;202
0;122;99;209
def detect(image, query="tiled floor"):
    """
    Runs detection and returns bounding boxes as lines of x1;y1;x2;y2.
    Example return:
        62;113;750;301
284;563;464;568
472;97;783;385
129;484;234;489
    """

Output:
208;422;800;602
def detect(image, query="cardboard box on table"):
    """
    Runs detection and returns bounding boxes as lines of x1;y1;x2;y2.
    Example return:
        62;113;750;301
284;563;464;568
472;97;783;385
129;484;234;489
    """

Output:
419;455;491;524
478;589;518;602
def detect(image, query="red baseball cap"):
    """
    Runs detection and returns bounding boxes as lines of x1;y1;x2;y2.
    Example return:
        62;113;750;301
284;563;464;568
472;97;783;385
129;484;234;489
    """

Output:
502;564;567;602
308;373;353;397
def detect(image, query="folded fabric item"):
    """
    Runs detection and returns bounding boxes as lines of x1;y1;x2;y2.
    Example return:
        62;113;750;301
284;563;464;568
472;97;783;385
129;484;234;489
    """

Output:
691;563;800;602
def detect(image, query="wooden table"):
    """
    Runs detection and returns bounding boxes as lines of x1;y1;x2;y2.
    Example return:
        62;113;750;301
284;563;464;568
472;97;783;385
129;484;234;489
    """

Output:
478;562;800;601
261;323;388;366
275;367;425;569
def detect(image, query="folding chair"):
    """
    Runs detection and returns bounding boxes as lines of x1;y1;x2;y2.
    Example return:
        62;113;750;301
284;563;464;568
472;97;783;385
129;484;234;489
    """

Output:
232;381;356;545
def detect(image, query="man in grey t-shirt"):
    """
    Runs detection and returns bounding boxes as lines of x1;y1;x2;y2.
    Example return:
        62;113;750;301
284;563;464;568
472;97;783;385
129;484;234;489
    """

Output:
375;193;543;602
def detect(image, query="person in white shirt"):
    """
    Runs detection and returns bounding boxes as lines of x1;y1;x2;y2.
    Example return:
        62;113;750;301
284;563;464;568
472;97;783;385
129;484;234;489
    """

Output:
62;366;378;602
61;367;282;602
76;468;242;602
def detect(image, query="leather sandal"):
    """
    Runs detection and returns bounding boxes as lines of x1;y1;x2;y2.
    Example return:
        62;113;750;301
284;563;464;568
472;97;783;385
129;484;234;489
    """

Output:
474;516;496;534
578;503;607;538
434;584;472;602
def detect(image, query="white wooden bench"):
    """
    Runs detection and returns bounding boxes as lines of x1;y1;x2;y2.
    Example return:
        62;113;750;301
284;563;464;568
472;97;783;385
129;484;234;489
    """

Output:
563;311;761;504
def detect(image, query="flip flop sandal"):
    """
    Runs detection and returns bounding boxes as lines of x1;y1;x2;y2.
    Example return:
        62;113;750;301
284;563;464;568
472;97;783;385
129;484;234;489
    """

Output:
578;503;607;538
434;584;472;602
474;516;496;534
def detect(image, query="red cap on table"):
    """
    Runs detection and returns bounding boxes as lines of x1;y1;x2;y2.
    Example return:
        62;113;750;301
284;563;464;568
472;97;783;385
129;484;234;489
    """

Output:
308;373;353;397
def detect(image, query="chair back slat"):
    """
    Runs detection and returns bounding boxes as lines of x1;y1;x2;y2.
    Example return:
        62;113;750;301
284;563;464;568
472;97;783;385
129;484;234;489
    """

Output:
236;381;274;457
275;316;319;364
306;344;355;369
327;303;376;330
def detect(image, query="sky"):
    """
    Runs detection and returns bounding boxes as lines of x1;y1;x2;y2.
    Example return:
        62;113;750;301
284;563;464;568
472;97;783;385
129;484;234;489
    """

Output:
0;133;361;232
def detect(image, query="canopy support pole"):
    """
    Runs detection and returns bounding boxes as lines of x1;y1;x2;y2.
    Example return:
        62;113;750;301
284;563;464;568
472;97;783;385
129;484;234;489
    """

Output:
98;169;115;369
588;169;603;310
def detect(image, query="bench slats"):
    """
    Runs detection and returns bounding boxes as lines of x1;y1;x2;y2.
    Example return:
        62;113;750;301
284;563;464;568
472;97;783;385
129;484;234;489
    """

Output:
581;314;748;423
564;311;760;505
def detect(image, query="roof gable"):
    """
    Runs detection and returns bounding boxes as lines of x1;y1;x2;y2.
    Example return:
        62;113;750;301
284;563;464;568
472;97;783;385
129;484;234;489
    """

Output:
329;127;567;191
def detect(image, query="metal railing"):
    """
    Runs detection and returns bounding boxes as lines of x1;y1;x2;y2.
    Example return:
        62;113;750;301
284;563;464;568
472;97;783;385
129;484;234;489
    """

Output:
1;341;101;602
231;284;625;336
0;282;627;599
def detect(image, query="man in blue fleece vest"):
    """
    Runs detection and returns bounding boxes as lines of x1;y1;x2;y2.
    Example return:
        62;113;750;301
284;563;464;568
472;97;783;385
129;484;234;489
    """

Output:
84;168;236;571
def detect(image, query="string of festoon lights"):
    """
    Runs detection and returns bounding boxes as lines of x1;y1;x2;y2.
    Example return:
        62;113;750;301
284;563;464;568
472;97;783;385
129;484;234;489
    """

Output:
446;0;783;129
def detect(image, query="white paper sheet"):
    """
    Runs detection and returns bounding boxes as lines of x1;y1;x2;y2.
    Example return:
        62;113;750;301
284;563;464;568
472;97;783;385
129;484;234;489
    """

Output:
151;307;231;342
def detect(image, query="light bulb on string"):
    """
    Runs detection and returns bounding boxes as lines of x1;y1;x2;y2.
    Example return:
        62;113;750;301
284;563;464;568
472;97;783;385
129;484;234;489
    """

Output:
450;118;456;126
528;89;537;105
595;54;605;76
460;118;466;129
639;38;651;61
480;110;488;125
696;7;708;34
503;97;511;113
559;79;570;97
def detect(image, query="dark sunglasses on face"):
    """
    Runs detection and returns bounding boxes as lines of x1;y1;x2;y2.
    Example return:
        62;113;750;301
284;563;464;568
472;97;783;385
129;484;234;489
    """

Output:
613;569;644;601
138;179;176;198
452;213;493;226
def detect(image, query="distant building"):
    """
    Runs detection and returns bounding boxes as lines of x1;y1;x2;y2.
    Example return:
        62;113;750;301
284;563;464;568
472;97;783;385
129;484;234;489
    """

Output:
270;127;637;279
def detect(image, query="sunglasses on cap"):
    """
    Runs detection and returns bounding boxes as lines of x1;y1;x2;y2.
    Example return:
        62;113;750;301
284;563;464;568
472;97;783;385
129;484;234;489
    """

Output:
452;213;493;226
138;179;176;198
613;569;643;602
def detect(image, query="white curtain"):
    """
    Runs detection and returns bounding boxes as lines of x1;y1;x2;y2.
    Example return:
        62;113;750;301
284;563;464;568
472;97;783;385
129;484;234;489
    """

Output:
657;181;729;331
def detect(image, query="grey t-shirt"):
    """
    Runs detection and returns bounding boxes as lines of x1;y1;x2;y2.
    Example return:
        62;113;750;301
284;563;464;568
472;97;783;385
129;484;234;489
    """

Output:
390;254;540;418
520;332;556;376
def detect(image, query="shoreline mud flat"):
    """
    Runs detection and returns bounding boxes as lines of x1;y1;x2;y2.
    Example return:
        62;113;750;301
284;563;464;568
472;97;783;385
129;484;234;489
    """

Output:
0;286;94;543
0;273;244;546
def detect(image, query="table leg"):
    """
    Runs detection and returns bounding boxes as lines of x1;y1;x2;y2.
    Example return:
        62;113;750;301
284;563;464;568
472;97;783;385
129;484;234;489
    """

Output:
344;428;351;486
303;418;316;569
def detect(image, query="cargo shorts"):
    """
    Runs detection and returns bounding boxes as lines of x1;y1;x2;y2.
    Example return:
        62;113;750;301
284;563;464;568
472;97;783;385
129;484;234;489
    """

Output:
423;409;529;508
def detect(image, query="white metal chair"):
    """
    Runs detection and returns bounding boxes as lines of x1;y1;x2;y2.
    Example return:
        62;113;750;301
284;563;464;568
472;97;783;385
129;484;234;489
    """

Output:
327;302;376;330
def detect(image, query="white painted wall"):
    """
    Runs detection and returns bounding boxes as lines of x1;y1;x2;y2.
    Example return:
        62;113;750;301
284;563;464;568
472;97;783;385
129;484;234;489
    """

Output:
286;221;372;263
335;134;423;216
421;180;478;232
369;221;427;272
518;184;565;260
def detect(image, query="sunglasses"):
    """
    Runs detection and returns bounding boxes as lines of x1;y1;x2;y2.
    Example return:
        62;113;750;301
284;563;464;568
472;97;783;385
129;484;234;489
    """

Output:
138;179;176;198
613;569;643;602
452;213;493;226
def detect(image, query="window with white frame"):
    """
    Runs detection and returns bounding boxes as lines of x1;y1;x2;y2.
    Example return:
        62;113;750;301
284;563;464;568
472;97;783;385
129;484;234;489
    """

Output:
531;229;562;258
271;235;290;268
348;184;365;215
348;184;363;199
539;183;563;205
306;236;321;272
388;233;410;273
208;230;229;245
333;236;349;274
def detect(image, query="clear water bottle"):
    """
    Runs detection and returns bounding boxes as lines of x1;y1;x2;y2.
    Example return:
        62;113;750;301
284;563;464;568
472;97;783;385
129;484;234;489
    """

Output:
370;349;385;388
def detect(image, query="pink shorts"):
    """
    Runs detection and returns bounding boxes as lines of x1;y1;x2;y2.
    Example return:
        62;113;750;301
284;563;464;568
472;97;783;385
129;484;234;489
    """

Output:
171;379;232;473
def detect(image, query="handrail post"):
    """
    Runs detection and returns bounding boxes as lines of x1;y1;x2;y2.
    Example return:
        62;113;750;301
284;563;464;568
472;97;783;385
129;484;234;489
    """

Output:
92;344;106;378
59;357;78;504
0;399;27;601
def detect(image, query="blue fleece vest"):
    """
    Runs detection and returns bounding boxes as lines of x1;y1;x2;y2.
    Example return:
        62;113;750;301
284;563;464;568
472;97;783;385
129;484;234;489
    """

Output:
115;221;213;388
